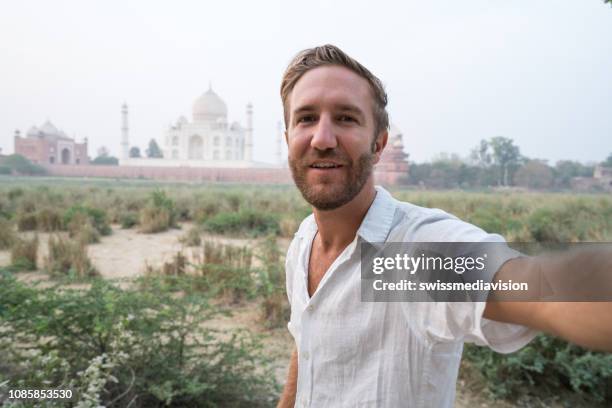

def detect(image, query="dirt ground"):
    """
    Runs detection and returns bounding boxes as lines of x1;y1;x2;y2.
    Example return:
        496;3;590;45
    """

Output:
0;224;514;407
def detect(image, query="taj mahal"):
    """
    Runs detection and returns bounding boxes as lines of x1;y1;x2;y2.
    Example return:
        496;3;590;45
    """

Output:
113;84;409;184
119;85;273;168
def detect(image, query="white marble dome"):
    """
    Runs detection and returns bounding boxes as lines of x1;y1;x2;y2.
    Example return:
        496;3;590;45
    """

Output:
192;86;227;122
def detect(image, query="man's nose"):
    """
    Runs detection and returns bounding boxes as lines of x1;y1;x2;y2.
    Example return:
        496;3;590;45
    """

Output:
310;115;337;151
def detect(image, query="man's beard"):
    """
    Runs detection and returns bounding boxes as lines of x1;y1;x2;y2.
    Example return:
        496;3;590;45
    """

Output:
289;149;374;211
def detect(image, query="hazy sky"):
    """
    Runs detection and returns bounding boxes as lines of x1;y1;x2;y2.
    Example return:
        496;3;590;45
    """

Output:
1;0;610;165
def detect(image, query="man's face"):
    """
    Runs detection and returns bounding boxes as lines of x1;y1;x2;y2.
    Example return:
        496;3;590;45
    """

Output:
285;65;386;210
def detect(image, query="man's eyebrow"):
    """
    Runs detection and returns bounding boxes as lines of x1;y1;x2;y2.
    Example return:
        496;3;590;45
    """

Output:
336;104;365;117
292;105;317;115
292;104;365;116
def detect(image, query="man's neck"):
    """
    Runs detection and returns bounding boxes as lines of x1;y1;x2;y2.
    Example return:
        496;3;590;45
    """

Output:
312;178;377;253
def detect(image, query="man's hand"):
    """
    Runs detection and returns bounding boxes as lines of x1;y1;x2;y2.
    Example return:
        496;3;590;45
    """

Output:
277;347;298;408
484;252;612;352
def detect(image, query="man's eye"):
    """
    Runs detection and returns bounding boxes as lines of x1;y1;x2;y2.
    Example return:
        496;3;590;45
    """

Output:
297;116;315;124
338;115;356;123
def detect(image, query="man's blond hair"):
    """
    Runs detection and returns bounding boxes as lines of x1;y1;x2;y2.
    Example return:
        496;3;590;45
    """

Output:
280;44;389;136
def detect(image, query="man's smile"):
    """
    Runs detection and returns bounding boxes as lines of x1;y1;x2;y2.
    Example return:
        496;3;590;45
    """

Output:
308;160;345;173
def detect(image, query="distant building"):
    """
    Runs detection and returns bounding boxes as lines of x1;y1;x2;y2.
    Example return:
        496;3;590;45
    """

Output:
120;85;260;168
571;165;612;192
14;121;89;165
374;124;410;185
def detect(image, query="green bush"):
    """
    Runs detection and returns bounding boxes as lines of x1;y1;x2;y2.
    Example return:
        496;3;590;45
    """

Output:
464;335;612;404
120;211;139;229
203;209;280;237
0;154;46;175
0;272;279;407
64;205;111;236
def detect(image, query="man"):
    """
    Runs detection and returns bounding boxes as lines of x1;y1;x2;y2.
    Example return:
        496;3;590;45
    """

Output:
277;44;611;407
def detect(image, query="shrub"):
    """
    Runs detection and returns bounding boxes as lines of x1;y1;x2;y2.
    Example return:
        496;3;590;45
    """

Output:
279;216;300;238
255;236;290;329
139;205;173;233
45;235;98;278
179;225;202;246
36;207;64;232
10;236;38;271
0;273;279;407
65;211;101;244
16;211;37;231
0;154;46;175
139;190;177;233
145;251;188;278
0;218;16;249
464;335;612;404
203;209;279;237
192;241;255;303
64;205;111;236
120;211;139;229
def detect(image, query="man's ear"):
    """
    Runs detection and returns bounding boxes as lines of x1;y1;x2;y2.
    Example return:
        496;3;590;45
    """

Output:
372;130;388;164
284;130;289;145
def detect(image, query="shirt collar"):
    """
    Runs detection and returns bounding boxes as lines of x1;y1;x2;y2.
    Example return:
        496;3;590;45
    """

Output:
294;185;397;243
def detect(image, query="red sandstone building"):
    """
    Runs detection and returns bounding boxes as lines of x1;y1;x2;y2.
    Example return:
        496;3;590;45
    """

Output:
14;121;89;165
374;124;410;185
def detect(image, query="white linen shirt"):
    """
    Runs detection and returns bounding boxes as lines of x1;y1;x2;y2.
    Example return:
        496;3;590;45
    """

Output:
285;186;537;408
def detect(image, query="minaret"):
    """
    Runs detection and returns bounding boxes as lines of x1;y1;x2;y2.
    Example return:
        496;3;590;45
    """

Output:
245;102;253;162
276;121;283;166
121;103;129;160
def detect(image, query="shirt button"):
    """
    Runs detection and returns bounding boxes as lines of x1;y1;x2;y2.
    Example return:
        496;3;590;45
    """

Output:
302;351;309;360
307;304;314;312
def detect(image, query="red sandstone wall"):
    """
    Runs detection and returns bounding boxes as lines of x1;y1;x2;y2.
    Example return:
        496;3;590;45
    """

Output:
42;164;294;184
41;164;407;186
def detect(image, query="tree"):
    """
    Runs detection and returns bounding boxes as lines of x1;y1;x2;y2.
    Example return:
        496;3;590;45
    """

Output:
91;156;119;166
129;146;141;158
489;136;521;186
469;139;492;168
514;160;553;190
96;146;110;158
146;139;163;158
553;160;594;189
602;153;612;167
0;154;46;175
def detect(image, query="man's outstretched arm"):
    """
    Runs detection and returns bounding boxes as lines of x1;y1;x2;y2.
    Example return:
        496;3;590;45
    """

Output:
484;249;612;352
277;347;298;408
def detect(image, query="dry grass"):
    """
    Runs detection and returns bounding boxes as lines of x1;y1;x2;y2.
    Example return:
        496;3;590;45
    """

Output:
10;235;39;270
139;206;173;233
45;235;98;278
36;208;63;232
16;211;37;231
67;212;100;244
0;218;16;249
144;251;188;277
279;216;300;238
179;226;202;247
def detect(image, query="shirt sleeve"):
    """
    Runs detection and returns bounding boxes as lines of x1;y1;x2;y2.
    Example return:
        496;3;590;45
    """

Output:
414;212;538;353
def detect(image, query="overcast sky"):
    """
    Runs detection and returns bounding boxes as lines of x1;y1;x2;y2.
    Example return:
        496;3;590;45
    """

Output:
1;0;610;165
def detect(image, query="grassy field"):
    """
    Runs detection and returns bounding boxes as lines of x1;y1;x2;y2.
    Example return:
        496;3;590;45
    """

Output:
0;176;611;407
